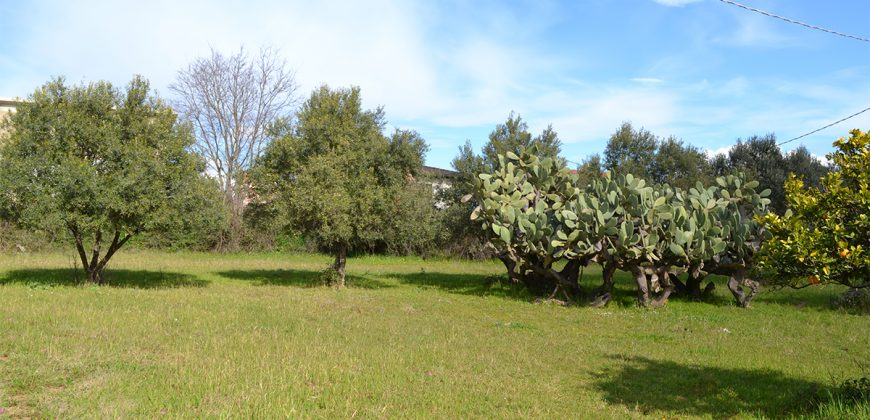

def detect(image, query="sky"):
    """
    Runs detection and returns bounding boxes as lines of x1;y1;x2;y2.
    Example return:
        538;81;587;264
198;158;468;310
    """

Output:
1;0;869;169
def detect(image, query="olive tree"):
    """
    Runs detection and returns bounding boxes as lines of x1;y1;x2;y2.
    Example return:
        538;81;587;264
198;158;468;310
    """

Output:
251;86;431;286
0;76;209;283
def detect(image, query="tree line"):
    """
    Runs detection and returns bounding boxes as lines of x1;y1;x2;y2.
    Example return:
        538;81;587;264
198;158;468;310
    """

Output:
0;46;860;293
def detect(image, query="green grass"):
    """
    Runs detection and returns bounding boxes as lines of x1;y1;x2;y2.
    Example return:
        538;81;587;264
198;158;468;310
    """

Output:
0;250;868;418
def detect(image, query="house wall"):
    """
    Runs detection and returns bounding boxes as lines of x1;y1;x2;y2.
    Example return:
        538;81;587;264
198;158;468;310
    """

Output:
0;98;19;139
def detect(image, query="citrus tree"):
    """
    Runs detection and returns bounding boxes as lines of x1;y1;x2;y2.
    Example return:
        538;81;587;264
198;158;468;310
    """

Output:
758;129;870;289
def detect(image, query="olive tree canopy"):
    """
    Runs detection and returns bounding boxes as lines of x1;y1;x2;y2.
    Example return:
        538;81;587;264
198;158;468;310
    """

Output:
0;76;213;283
252;86;432;286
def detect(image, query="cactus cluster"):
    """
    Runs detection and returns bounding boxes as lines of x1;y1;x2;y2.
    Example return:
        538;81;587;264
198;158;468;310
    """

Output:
469;147;770;307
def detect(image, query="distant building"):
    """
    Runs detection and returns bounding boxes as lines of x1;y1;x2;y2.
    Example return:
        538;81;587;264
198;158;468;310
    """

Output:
0;98;19;115
0;98;20;138
419;165;459;209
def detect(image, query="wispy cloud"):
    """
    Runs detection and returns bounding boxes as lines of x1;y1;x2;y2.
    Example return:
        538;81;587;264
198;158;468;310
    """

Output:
631;77;665;85
2;0;867;169
712;13;796;48
652;0;703;7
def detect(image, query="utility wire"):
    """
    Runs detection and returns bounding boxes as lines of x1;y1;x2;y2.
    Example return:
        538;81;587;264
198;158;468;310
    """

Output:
719;0;870;43
779;106;870;146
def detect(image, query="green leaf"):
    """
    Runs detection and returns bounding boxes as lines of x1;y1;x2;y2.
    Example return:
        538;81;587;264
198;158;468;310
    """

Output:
470;206;481;221
499;225;511;244
669;242;686;257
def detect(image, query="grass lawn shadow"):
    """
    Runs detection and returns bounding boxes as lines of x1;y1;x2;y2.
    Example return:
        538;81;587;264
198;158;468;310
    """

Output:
0;268;208;289
595;355;829;418
217;269;392;289
390;271;531;300
754;286;842;311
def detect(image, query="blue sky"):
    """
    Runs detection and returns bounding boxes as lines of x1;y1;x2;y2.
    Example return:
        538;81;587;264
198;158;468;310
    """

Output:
1;0;869;168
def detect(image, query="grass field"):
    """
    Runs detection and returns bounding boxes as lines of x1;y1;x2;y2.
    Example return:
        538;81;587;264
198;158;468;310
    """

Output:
1;250;868;418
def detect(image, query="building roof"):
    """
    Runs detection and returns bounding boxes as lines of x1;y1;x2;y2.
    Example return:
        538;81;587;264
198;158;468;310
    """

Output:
421;165;459;178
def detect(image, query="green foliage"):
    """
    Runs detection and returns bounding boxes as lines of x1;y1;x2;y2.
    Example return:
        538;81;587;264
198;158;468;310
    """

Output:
471;146;769;306
721;134;788;213
137;175;229;251
441;114;563;259
252;86;435;284
603;122;657;179
649;137;712;190
759;129;870;289
711;135;828;214
574;154;603;188
0;222;59;252
0;76;209;282
482;112;562;170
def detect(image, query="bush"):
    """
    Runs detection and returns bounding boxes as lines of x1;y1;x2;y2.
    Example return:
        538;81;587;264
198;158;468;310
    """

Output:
0;222;60;252
833;288;870;314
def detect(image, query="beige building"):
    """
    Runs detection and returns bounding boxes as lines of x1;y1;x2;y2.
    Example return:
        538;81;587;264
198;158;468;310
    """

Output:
0;98;20;139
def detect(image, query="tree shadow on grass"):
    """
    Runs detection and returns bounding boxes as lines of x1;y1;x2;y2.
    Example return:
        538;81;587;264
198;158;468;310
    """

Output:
0;268;208;289
217;269;392;289
594;355;829;418
389;272;532;300
753;286;842;311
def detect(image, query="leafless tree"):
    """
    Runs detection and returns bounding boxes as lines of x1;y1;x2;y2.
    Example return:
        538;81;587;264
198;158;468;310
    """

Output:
170;46;298;219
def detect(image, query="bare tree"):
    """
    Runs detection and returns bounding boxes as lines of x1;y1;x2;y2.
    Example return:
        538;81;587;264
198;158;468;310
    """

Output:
170;47;298;222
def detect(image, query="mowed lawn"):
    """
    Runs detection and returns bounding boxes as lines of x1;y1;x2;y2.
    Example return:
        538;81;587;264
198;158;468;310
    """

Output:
0;251;868;418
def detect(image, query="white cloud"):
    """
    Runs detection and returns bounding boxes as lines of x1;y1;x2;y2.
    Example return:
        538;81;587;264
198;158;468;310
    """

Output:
705;145;733;159
631;77;664;85
652;0;703;7
712;13;795;48
3;0;867;171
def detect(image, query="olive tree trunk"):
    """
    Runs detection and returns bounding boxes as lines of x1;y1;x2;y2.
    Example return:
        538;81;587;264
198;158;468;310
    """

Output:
331;244;348;287
69;226;132;285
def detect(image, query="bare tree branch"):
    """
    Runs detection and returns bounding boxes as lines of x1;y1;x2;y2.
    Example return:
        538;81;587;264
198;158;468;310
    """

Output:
170;46;298;215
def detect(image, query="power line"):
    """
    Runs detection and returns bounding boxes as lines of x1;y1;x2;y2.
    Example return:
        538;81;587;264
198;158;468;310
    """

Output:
779;106;870;146
719;0;870;43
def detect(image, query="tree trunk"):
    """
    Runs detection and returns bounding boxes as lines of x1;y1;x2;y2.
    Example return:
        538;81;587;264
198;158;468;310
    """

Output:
559;260;582;287
86;267;104;285
332;244;348;287
651;268;675;307
67;224;132;285
630;264;650;307
587;261;616;307
726;268;758;308
498;254;522;284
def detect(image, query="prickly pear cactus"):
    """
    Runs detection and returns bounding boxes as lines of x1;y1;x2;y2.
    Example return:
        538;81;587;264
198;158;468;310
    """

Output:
471;148;770;308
